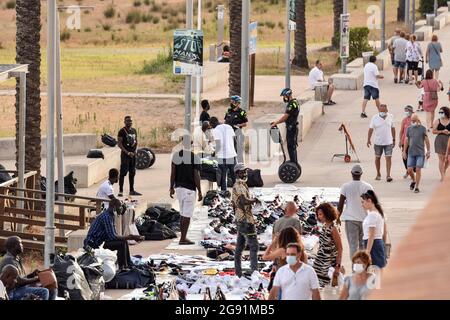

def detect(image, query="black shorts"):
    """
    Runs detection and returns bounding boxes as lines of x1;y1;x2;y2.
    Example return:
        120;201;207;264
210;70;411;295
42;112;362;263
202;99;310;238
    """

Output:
364;86;379;100
120;153;136;176
407;61;419;71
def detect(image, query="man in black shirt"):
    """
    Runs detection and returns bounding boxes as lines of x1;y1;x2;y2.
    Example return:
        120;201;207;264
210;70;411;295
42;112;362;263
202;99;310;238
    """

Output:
271;88;300;164
225;95;248;163
200;100;211;123
117;116;141;196
170;141;203;245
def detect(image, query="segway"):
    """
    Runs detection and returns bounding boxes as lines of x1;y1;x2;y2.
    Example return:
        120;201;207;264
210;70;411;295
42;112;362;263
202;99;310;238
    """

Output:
136;147;156;170
270;126;302;184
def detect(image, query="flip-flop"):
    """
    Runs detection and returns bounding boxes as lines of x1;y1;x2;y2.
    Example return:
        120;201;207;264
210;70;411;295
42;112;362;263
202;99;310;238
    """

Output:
387;177;393;182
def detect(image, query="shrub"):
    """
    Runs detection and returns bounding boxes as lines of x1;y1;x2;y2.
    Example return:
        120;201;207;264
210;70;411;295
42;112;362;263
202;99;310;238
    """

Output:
420;0;447;15
265;21;276;29
144;0;152;5
142;14;153;23
126;10;142;24
102;23;112;31
84;27;92;32
103;6;115;19
6;0;15;9
152;16;160;24
60;30;71;42
133;0;142;7
140;48;173;74
348;27;372;62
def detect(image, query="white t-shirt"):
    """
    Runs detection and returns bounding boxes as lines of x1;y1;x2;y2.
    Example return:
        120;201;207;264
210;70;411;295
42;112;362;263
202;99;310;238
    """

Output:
0;280;8;300
363;62;380;89
340;180;374;222
393;37;408;62
308;67;325;90
193;126;214;154
97;180;115;209
213;124;237;159
363;210;385;240
369;113;395;146
273;263;319;300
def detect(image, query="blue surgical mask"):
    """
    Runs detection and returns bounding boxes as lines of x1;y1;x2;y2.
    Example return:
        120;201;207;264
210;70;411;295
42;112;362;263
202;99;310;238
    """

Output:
379;112;387;117
404;111;411;117
286;255;298;266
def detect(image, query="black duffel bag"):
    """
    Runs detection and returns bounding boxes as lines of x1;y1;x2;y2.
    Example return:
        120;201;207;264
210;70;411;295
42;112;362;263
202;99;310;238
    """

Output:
247;169;264;188
142;220;177;241
87;149;104;159
105;268;155;290
101;134;117;147
200;163;220;182
203;190;219;206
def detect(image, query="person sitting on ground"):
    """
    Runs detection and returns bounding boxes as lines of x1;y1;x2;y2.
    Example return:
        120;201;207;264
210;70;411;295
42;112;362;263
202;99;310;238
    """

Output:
200;100;211;123
218;45;231;63
268;243;321;300
308;60;336;105
0;265;19;300
273;201;302;235
97;168;119;210
193;121;215;158
339;251;375;300
403;114;431;193
84;198;144;269
0;236;52;300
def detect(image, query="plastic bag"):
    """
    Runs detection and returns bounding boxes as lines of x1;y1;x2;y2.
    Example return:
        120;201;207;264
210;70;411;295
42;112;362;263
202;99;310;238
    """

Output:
94;246;117;283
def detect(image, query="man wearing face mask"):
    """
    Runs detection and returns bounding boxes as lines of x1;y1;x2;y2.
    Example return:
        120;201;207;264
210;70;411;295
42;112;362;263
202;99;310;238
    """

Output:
403;114;430;193
225;95;248;163
399;106;415;180
233;163;260;278
271;88;300;164
269;243;321;300
367;104;396;182
84;198;144;269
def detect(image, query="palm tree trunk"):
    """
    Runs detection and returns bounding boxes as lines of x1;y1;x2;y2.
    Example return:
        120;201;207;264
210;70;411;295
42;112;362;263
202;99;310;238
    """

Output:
398;0;405;22
332;0;343;48
292;0;308;69
228;0;242;97
15;0;42;188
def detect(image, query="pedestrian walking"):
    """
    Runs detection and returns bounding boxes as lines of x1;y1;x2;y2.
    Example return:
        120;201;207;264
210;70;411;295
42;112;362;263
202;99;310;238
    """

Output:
416;70;444;130
273;201;302;235
117;116;142;197
388;28;401;78
399;105;415;179
232;164;260;277
210;117;237;191
361;190;387;270
393;31;408;83
426;35;443;80
170;141;203;245
367;104;396;182
337;165;374;259
361;55;384;118
268;243;321;300
405;35;423;84
403;114;431;193
339;251;375;300
432;107;450;181
312;203;343;287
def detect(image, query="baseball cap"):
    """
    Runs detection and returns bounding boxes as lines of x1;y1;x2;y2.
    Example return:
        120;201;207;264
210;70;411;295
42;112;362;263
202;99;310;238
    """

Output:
351;165;363;175
234;163;248;173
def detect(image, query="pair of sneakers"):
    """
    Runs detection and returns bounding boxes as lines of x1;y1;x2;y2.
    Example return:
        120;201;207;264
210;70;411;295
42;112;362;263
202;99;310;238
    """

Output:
118;190;142;197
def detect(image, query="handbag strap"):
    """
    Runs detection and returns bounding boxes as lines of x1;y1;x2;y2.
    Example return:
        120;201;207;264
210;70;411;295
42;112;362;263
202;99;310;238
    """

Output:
431;43;442;62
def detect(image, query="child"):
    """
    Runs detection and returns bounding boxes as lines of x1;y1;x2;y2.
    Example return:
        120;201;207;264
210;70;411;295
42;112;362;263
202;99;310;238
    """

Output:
417;85;424;112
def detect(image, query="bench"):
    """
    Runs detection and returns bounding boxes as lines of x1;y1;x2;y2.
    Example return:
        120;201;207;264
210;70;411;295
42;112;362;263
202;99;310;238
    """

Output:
298;101;323;142
414;26;433;41
435;14;447;30
330;69;364;90
415;20;427;29
66;147;121;188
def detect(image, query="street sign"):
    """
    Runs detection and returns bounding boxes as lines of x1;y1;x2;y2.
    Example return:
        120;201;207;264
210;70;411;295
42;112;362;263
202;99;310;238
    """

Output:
173;29;203;76
249;22;258;55
288;0;296;31
340;13;350;59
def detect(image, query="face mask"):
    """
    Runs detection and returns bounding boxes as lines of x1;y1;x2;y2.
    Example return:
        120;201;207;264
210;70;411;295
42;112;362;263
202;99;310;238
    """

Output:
286;255;298;266
404;111;411;117
379;112;387;117
411;121;419;126
353;263;365;274
440;113;446;119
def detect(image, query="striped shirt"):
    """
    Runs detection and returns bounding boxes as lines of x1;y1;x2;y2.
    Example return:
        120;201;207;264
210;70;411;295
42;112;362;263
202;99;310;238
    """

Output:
84;208;117;248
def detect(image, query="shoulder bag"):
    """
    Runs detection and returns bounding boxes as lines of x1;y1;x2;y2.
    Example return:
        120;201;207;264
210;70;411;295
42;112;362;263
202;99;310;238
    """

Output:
384;230;392;259
424;80;439;100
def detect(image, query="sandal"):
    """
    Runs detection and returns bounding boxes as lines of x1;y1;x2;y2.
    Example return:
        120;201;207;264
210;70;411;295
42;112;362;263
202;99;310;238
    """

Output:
375;175;381;181
179;239;195;245
410;182;416;190
387;177;393;182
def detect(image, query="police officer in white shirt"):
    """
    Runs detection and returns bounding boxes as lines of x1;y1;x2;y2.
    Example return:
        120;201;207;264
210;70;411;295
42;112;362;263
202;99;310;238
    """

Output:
97;168;119;210
308;60;336;105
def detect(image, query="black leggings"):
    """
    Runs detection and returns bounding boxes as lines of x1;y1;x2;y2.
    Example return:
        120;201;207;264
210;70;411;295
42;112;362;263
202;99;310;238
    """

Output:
104;239;133;269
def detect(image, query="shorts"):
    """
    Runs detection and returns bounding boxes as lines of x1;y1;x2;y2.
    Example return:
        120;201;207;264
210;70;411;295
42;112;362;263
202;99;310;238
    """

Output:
374;144;393;157
363;239;387;269
407;155;425;168
407;61;419;71
394;61;406;69
364;86;379;100
176;187;196;218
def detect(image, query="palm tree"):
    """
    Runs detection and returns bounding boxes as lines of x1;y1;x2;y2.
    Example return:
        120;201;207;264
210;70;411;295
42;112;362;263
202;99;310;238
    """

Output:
292;0;308;69
228;0;242;97
332;0;343;48
15;0;42;188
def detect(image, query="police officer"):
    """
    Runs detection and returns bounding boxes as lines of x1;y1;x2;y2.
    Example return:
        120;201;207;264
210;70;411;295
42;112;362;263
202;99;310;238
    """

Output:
225;95;248;163
270;88;300;164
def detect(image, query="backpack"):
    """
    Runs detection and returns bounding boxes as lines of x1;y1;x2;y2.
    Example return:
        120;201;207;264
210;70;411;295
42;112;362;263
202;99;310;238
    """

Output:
87;149;104;159
247;169;264;188
101;134;117;147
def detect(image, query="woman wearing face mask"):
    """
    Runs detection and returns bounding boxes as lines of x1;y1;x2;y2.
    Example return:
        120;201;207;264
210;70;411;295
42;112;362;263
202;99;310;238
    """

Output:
339;251;375;300
312;203;343;287
399;106;415;179
416;70;444;130
361;190;387;270
432;107;450;181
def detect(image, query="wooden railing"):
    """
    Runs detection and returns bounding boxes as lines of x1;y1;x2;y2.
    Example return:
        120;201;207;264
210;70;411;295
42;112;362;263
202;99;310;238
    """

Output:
0;184;109;251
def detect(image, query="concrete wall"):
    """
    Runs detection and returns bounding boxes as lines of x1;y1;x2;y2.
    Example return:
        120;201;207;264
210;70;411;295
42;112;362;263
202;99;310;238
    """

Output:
0;133;97;160
66;147;121;188
192;61;229;93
